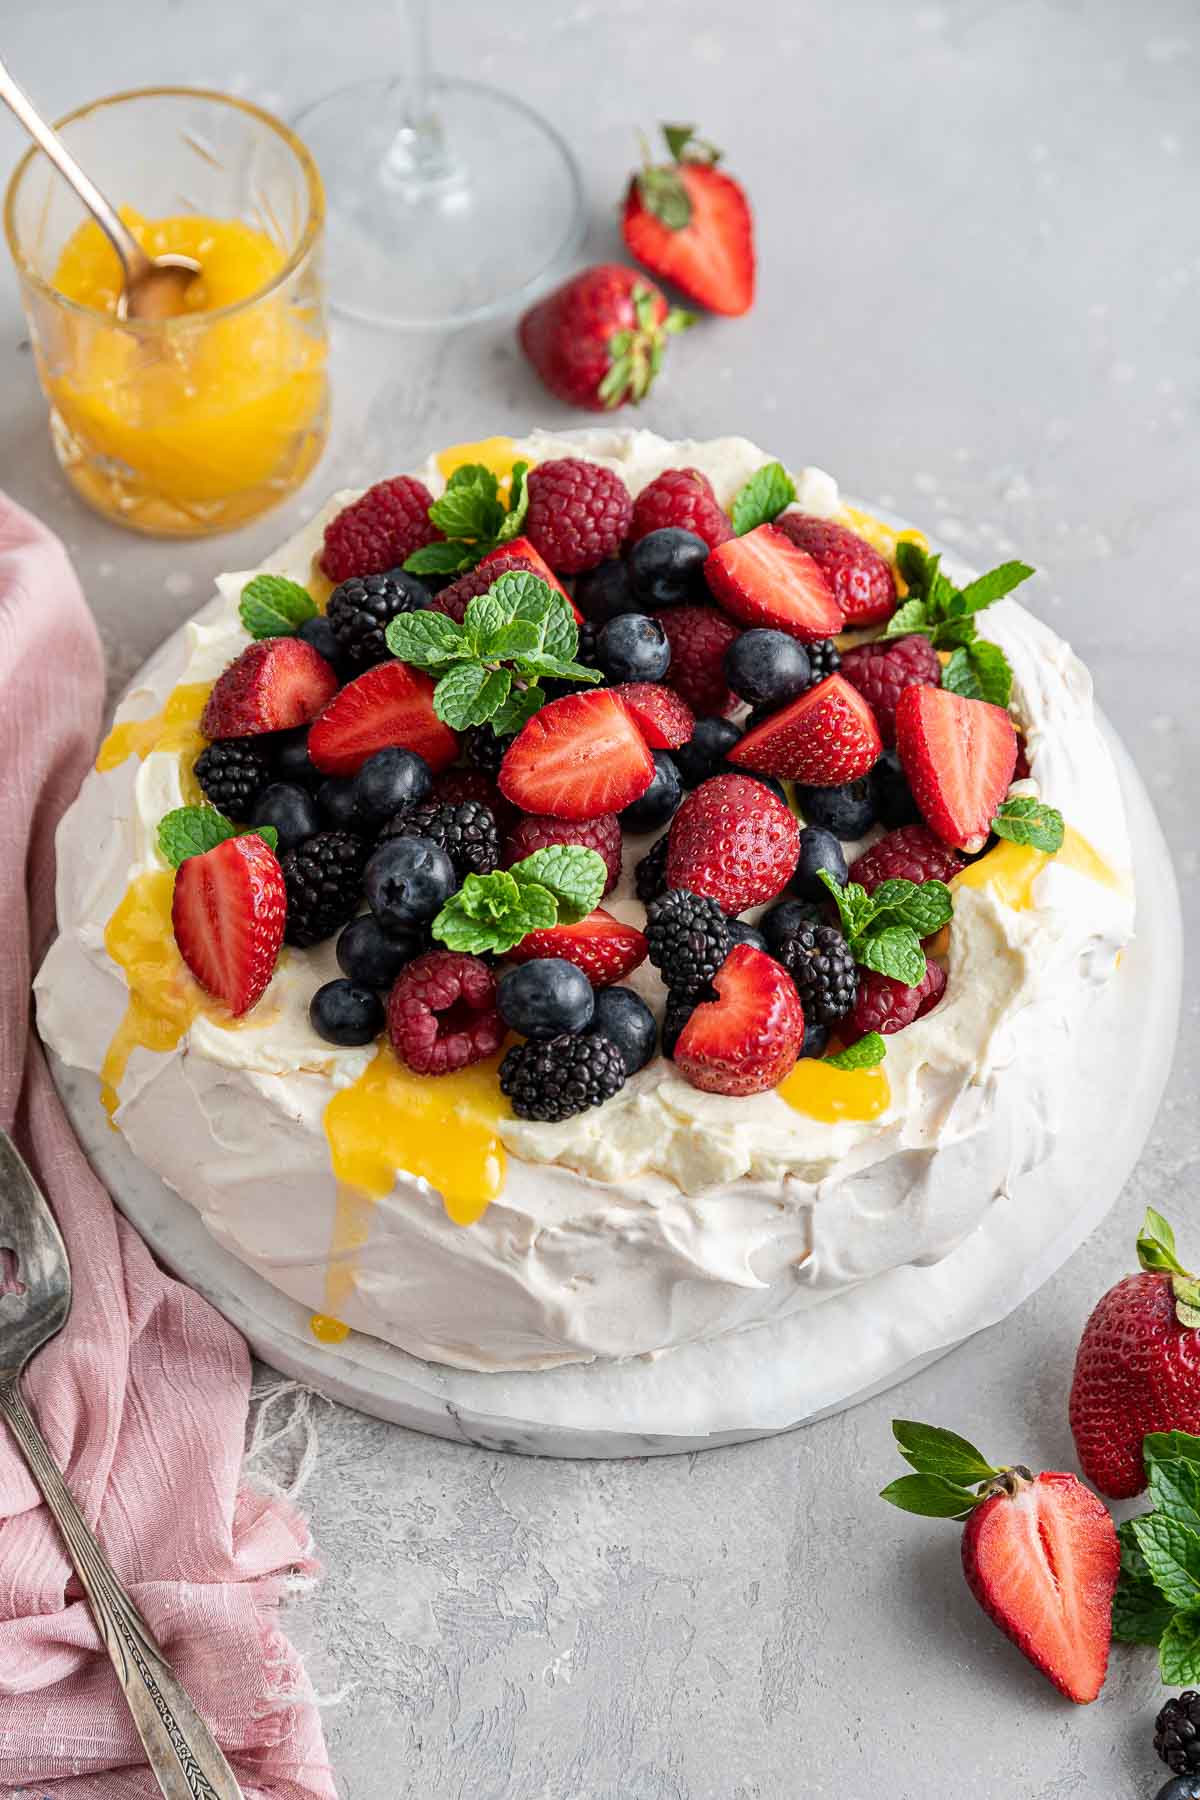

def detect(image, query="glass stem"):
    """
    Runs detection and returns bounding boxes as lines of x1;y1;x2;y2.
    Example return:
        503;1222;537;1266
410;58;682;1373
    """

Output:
384;0;453;188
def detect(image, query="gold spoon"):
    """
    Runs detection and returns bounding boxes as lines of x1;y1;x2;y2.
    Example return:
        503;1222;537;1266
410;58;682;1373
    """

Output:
0;60;200;321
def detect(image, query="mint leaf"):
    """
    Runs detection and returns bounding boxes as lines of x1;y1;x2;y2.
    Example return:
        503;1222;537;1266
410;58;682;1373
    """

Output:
957;561;1035;613
252;825;279;853
891;1420;999;1485
1150;1456;1200;1537
428;465;506;541
817;871;877;941
493;571;579;663
462;592;516;656
496;461;530;541
385;608;468;670
433;662;512;730
868;878;953;938
930;615;978;651
894;540;929;593
991;797;1065;854
403;540;479;577
1113;1569;1177;1646
512;846;606;925
432;870;552;955
490;683;546;738
879;1473;980;1519
825;1033;887;1072
855;925;927;988
239;574;316;640
1132;1515;1200;1610
157;806;238;867
485;619;545;662
516;654;603;684
881;598;930;640
953;638;1014;708
1145;1432;1200;1472
730;462;796;536
1161;1605;1200;1684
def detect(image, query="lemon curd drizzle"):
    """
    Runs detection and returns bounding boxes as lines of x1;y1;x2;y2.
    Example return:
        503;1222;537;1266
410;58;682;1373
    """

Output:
99;870;202;1116
95;681;211;804
777;1056;891;1124
435;436;520;485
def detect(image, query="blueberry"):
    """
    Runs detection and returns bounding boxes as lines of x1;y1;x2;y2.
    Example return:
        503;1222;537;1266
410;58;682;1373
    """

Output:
353;746;433;827
317;776;361;830
574;559;637;624
365;836;456;932
626;528;709;609
621;751;682;832
795;778;877;841
297;614;345;673
249;781;321;853
497;958;595;1040
273;728;321;789
674;716;742;788
726;919;768;954
724;629;811;708
308;977;385;1046
1155;1782;1200;1800
800;1020;830;1059
587;986;657;1074
596;613;671;684
336;913;425;987
791;826;848;901
871;747;921;827
760;899;825;953
740;770;789;806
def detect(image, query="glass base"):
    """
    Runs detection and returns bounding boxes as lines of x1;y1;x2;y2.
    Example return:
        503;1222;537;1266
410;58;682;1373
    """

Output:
293;77;586;329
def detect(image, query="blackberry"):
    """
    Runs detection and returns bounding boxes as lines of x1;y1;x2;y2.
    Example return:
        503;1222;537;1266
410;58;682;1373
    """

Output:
662;988;709;1059
542;621;603;700
634;835;670;904
806;638;841;684
499;1031;626;1121
281;831;368;947
1157;1694;1200;1776
775;923;857;1025
326;570;428;669
465;727;513;777
645;889;731;995
379;799;499;878
193;738;273;819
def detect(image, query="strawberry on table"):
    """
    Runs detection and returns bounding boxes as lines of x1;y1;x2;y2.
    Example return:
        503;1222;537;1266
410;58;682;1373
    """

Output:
729;673;882;785
611;682;694;749
895;683;1018;851
171;833;286;1017
673;943;805;1095
498;689;655;821
773;513;898;628
505;908;649;988
200;638;338;740
667;771;799;914
1069;1209;1200;1499
704;525;844;641
518;265;692;411
622;124;755;317
307;660;460;777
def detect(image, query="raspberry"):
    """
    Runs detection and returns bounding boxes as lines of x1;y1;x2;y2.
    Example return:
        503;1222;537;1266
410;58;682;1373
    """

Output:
629;467;733;550
773;513;898;627
635;834;670;903
848;956;947;1040
432;551;538;626
499;1031;626;1121
387;950;505;1075
379;800;500;878
327;570;428;668
193;738;273;819
524;459;633;574
281;831;367;946
774;923;857;1025
320;477;440;582
849;824;966;894
839;635;942;747
653;606;740;715
502;813;622;897
645;889;731;995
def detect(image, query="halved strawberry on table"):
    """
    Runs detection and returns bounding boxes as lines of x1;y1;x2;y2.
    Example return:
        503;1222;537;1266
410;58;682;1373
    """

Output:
622;124;755;318
673;944;805;1095
172;834;287;1017
498;689;655;821
505;909;649;988
704;524;844;641
200;638;338;740
729;673;882;785
307;660;460;777
894;683;1018;851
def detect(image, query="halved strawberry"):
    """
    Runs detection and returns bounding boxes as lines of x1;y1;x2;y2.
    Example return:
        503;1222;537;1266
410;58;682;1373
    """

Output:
674;943;805;1095
505;908;648;988
171;834;286;1017
622;125;755;317
704;525;843;641
200;638;338;740
307;661;460;777
498;690;655;821
729;674;882;785
961;1471;1119;1705
612;682;694;749
894;684;1017;851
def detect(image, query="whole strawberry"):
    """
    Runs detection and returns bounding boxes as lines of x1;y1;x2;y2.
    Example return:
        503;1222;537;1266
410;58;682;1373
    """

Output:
518;265;693;411
1069;1210;1200;1499
667;771;799;914
882;1421;1118;1704
623;124;755;317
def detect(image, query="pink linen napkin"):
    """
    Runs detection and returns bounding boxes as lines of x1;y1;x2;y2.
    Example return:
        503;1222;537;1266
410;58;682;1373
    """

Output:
0;491;335;1799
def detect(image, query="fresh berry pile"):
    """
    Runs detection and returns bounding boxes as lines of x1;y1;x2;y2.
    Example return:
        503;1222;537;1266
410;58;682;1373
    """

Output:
167;448;1055;1132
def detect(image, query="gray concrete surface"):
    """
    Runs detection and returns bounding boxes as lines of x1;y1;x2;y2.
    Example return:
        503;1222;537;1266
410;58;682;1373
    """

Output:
3;1;1197;1793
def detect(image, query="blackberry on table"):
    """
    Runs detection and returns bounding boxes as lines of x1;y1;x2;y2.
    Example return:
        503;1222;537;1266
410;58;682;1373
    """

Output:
465;727;512;777
193;738;273;819
774;922;858;1025
326;570;428;669
281;830;368;946
500;1031;626;1121
1157;1694;1200;1776
634;834;670;904
380;799;500;878
645;889;731;995
805;638;841;684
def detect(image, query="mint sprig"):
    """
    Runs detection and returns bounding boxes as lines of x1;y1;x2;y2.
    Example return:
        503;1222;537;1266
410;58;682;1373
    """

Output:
239;574;317;640
880;1420;1012;1520
991;796;1065;853
825;1033;886;1072
402;461;531;577
819;870;952;989
730;461;797;536
386;571;600;735
1113;1428;1200;1681
885;542;1033;710
157;806;278;868
432;846;607;956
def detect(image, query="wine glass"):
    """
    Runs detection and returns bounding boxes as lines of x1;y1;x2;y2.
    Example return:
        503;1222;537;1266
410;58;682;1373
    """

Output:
293;1;585;329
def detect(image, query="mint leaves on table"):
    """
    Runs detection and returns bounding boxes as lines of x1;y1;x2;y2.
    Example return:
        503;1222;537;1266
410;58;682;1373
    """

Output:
991;796;1065;853
385;571;600;735
730;461;796;536
157;806;278;867
239;574;317;640
885;542;1034;710
825;1032;886;1072
880;1421;1011;1519
432;845;607;956
819;869;953;988
402;461;532;577
1113;1431;1200;1679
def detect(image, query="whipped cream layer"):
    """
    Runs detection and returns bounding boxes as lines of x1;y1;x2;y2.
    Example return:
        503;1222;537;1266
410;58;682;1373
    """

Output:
35;429;1135;1371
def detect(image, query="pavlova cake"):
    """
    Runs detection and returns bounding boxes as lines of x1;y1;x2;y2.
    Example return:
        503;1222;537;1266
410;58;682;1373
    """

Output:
35;429;1135;1372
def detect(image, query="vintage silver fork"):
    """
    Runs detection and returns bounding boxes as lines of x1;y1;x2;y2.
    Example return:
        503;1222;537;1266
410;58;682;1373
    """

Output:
0;1129;244;1800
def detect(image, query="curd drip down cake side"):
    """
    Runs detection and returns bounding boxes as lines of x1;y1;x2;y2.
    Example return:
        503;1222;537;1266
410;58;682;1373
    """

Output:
35;429;1135;1372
